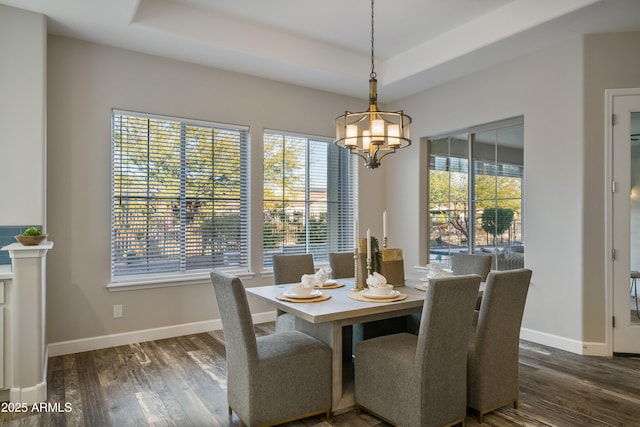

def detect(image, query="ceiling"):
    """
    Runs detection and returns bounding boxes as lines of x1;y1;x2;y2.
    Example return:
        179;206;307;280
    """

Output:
2;0;640;101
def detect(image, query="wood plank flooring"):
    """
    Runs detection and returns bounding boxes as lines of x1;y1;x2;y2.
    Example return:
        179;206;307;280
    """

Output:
1;323;640;426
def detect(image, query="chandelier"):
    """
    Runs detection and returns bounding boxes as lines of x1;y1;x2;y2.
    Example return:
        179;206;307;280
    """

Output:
334;0;412;169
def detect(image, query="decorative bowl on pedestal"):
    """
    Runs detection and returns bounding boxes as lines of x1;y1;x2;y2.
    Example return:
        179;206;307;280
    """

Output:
15;234;48;246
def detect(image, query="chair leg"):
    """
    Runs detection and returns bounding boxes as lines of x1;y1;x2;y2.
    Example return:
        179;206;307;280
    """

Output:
514;399;519;410
228;406;232;416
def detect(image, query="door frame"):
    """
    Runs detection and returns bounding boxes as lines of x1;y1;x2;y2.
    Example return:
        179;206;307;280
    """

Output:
605;88;640;355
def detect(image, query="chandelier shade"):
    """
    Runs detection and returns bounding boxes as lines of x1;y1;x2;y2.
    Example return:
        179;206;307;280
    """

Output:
333;0;412;169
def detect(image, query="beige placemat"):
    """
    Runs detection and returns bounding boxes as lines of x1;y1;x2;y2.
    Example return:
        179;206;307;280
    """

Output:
314;282;345;289
276;292;331;303
348;292;407;303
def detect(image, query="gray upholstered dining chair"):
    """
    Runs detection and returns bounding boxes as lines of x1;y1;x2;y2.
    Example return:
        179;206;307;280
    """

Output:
453;252;493;311
210;270;332;427
407;253;493;335
272;254;315;332
467;268;532;423
328;252;354;279
452;253;493;281
354;274;481;427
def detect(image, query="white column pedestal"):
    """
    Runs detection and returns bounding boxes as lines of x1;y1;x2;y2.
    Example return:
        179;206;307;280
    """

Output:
1;241;52;404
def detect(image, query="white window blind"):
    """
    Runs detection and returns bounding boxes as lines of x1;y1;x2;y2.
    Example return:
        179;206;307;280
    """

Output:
263;131;357;267
111;110;249;279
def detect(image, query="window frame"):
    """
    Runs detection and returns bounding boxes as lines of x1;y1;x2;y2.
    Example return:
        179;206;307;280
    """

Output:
108;109;250;289
262;129;358;269
426;117;524;269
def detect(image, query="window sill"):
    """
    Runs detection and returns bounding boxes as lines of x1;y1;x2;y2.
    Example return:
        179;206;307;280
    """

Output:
107;269;256;292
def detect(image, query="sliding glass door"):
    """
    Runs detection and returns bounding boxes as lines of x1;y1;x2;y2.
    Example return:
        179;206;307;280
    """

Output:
427;118;524;269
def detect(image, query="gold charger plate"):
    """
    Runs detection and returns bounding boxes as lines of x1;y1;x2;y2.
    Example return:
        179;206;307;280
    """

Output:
276;292;331;303
314;282;345;289
348;292;407;303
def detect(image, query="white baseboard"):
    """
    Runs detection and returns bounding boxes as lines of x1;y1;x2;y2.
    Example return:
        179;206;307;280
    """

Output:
10;382;46;404
580;341;610;357
47;311;276;357
48;314;611;359
520;327;609;356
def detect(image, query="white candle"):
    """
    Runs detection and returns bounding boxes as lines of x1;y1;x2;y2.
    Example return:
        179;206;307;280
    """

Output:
383;210;387;240
354;218;358;249
367;228;371;262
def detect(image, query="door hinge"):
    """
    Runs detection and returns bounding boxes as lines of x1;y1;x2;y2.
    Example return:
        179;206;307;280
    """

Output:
612;180;617;193
613;316;616;328
612;248;617;261
612;113;616;126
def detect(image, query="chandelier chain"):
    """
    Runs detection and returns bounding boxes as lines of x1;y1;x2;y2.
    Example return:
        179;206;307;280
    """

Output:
370;0;376;79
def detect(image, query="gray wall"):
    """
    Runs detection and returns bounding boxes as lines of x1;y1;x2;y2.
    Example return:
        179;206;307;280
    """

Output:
45;35;385;344
0;5;46;227
388;31;640;348
388;38;586;345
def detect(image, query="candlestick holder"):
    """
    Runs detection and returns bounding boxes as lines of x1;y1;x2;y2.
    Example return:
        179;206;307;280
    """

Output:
352;246;360;291
354;238;368;291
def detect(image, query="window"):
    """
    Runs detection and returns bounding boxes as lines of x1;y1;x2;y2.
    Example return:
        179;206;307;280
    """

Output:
263;131;357;267
111;110;249;280
428;118;524;270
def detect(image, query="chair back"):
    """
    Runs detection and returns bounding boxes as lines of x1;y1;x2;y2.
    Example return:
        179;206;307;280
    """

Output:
452;253;492;281
210;270;258;368
415;274;481;426
272;254;315;284
328;252;354;279
211;270;332;426
467;268;532;412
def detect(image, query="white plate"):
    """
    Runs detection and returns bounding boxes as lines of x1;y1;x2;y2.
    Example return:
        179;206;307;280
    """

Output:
361;289;400;299
284;289;322;299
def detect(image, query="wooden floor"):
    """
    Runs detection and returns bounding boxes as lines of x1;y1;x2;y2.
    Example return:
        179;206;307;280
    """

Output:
2;323;640;427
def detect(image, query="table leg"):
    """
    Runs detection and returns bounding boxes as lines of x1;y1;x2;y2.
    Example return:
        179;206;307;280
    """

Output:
294;318;353;413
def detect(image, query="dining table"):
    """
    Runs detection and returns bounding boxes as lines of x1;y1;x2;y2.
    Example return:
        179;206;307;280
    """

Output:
246;278;428;414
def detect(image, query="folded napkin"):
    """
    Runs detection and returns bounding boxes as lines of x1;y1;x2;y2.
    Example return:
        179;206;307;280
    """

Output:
366;272;388;288
425;264;453;279
300;274;321;288
299;266;334;288
315;266;332;285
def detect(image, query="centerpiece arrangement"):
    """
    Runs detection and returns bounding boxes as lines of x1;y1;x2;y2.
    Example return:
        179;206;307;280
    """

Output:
353;211;405;290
